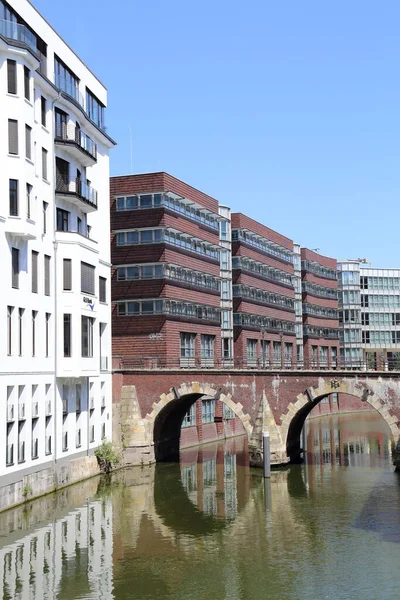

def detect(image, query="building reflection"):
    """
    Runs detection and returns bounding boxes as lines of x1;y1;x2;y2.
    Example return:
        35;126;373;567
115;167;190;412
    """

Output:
0;481;113;599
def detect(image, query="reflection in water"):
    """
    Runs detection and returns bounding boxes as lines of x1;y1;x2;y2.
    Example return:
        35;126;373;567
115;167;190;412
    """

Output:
1;414;400;599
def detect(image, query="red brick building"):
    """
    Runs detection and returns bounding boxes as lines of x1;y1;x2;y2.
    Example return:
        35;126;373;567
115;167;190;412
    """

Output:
231;213;297;368
301;248;339;367
110;172;224;368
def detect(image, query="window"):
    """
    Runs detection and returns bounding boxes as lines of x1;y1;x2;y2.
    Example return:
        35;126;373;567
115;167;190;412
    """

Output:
202;400;215;424
90;425;95;443
81;262;95;295
24;66;30;101
31;250;38;293
182;404;196;428
55;108;67;138
7;306;13;355
55;56;81;105
201;335;215;359
18;308;24;356
9;179;18;216
43;201;48;234
247;339;257;363
32;311;37;356
26;184;32;219
81;316;94;357
41;96;47;127
220;220;228;240
76;384;81;413
77;217;82;234
64;314;71;357
99;277;106;303
362;331;370;344
221;250;229;270
8;119;18;155
42;148;48;180
86;88;105;129
44;255;50;295
223;404;235;419
63;259;72;291
45;313;50;357
12;247;19;288
25;125;32;159
56;208;69;231
180;333;196;358
7;59;17;94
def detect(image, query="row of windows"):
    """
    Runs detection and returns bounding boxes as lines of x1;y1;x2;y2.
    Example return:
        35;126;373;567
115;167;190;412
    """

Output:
233;312;296;333
303;325;339;339
340;329;361;344
11;247;50;295
303;282;338;300
116;228;220;260
62;259;106;302
117;299;221;322
9;176;47;219
247;339;293;362
362;331;400;344
232;256;293;286
7;119;48;176
361;313;400;326
233;284;294;310
116;263;221;292
232;229;292;263
180;332;215;358
360;276;400;290
56;207;92;238
301;260;337;280
6;59;32;101
337;271;360;285
116;193;219;231
339;309;360;324
303;302;338;319
181;399;234;428
7;307;50;357
361;295;400;308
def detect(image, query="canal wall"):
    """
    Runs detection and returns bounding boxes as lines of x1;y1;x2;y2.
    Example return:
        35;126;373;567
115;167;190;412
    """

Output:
0;453;100;513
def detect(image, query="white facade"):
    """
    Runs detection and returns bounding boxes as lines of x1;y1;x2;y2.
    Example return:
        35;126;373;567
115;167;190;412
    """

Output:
0;0;115;482
338;261;400;368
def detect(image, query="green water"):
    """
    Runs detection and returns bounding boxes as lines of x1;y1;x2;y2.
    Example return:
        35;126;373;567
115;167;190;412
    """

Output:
1;412;400;600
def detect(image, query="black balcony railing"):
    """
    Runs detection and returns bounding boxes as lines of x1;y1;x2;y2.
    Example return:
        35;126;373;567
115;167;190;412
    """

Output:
55;123;97;161
56;177;98;210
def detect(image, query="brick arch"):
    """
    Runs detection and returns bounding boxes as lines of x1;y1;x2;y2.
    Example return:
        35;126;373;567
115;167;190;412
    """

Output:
279;377;400;462
145;381;253;461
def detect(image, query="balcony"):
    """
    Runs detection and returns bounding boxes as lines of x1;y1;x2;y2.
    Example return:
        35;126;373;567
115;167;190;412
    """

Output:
18;403;25;420
0;19;37;55
7;405;14;422
5;216;37;241
32;401;39;418
55;123;97;166
55;73;84;109
31;438;38;460
55;177;98;213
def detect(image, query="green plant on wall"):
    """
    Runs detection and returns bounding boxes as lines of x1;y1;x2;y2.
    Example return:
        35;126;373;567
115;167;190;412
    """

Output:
94;441;121;473
22;484;32;502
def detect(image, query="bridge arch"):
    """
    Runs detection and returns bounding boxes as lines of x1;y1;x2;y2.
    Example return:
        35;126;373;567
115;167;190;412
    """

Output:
281;378;400;462
145;382;253;462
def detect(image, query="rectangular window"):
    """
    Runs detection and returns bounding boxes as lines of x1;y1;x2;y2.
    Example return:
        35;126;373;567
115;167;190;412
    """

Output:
43;201;48;233
8;119;18;155
31;250;38;293
201;335;215;359
202;399;215;424
180;333;196;358
81;262;95;295
182;404;196;428
32;311;37;356
9;179;18;216
56;208;69;231
24;66;30;101
45;313;50;357
99;277;106;303
247;339;257;363
12;247;19;289
26;183;32;219
18;308;24;356
63;259;72;291
44;255;50;296
86;88;105;129
7;59;17;94
81;316;94;357
55;56;80;104
25;124;32;159
41;96;46;127
64;314;71;357
42;148;48;180
7;306;13;355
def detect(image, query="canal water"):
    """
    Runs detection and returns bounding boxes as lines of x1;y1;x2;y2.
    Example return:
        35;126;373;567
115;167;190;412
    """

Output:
1;412;400;600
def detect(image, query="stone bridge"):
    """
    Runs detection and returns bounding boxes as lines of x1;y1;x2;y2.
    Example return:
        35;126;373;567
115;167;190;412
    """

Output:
112;369;400;470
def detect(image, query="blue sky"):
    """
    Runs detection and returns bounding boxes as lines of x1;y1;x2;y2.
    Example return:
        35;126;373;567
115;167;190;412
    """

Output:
34;0;400;267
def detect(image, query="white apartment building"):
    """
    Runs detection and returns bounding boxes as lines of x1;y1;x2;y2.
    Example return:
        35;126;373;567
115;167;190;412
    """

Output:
0;0;115;492
338;260;400;369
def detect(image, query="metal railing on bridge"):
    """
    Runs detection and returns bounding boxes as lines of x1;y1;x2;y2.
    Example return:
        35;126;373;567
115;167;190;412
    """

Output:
112;356;400;372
